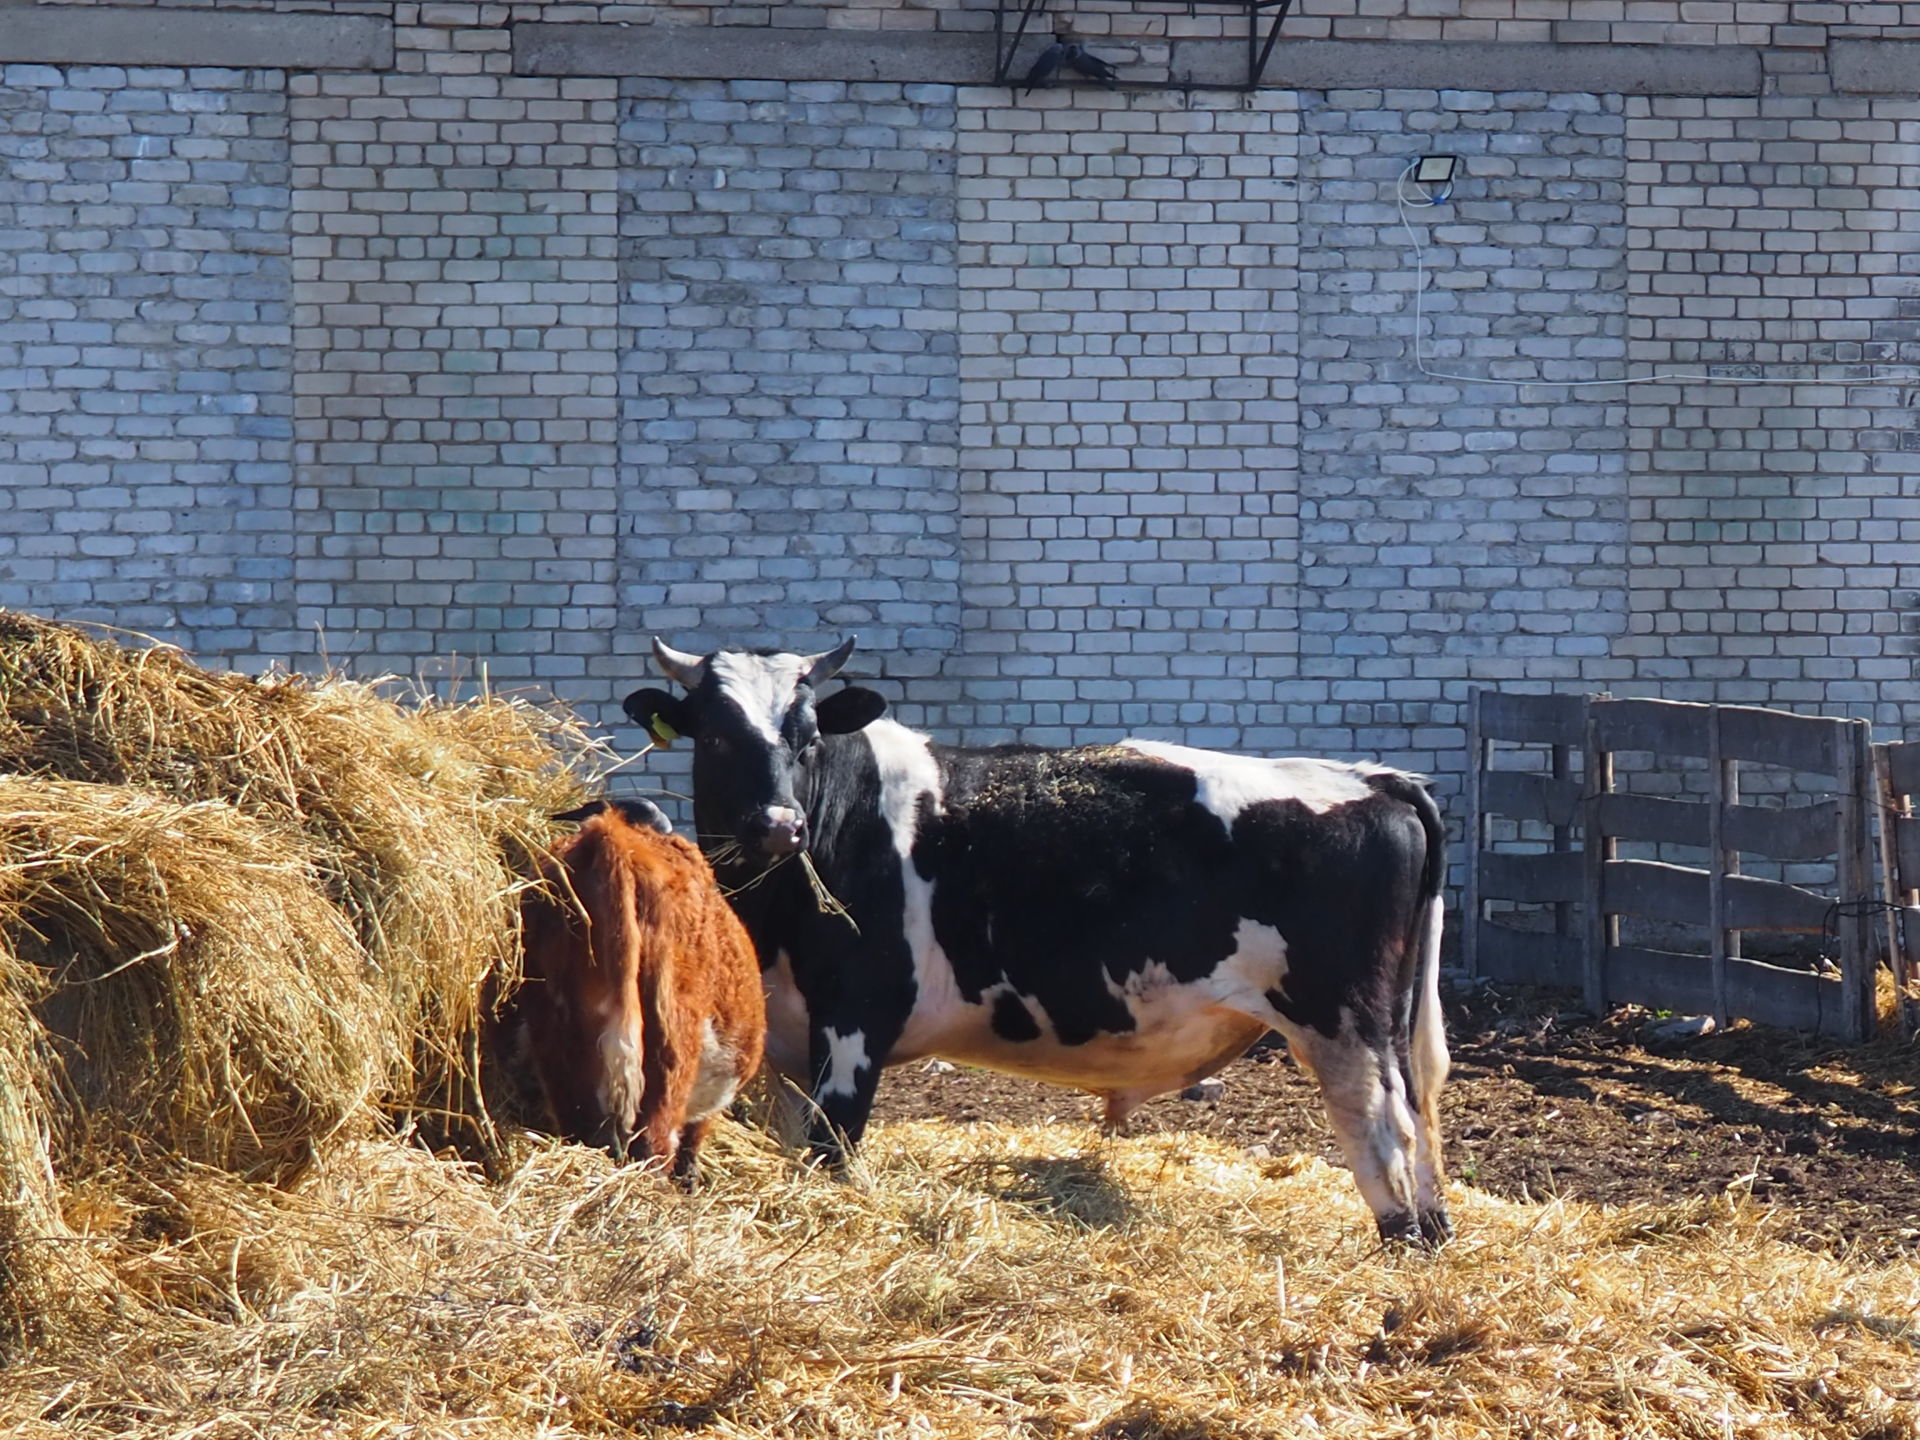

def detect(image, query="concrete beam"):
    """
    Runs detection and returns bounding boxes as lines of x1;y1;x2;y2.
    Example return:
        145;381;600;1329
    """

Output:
515;22;989;84
0;4;392;70
519;24;1768;95
1830;39;1920;94
1175;39;1765;95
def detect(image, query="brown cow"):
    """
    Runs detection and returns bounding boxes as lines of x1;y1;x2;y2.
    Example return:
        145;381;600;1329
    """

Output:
516;799;765;1182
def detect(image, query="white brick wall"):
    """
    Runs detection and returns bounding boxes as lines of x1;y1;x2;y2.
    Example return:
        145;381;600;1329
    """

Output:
0;62;294;665
618;78;962;679
285;30;622;698
8;4;1920;844
951;89;1300;750
1620;93;1920;728
1292;88;1631;787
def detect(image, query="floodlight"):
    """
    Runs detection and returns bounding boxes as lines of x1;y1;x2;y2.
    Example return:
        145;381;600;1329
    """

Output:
1414;154;1457;186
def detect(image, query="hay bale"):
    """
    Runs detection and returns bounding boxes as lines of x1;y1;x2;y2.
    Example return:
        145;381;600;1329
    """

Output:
0;613;614;1342
0;612;602;1116
0;781;394;1344
0;780;388;1178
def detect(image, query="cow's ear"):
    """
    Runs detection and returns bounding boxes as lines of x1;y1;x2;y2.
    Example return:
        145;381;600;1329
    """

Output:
816;685;886;734
624;688;695;747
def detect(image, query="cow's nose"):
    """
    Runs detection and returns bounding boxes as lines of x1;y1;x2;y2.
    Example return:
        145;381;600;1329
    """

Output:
761;807;806;856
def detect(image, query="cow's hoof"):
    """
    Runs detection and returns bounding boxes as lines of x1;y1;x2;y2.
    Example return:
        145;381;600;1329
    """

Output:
805;1143;850;1178
1375;1211;1423;1247
1418;1208;1454;1248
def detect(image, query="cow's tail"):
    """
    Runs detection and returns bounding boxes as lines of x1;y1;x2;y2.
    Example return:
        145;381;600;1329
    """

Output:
576;822;647;1144
1403;780;1450;1121
628;836;695;1159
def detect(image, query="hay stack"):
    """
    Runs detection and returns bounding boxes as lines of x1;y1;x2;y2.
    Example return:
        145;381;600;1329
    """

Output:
0;613;611;1343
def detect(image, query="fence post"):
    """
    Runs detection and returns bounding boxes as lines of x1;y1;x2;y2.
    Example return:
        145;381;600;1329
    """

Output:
1874;743;1917;1039
1464;689;1484;979
1707;707;1729;1029
1838;719;1873;1042
1580;703;1613;1016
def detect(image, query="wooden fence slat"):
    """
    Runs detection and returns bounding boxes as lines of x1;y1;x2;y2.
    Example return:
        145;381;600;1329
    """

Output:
1474;921;1581;986
1602;944;1715;1016
1591;698;1712;759
1604;948;1848;1036
1708;707;1730;1028
1724;801;1843;861
1594;793;1707;848
1892;817;1920;889
1464;690;1484;978
1724;873;1836;934
1593;794;1840;858
1901;908;1920;1005
1472;689;1589;746
1713;703;1844;775
1880;739;1920;799
1601;859;1705;926
1880;742;1920;1040
1600;860;1830;933
1593;699;1848;772
1582;706;1614;1014
1479;849;1585;904
1482;770;1584;827
1838;719;1872;1041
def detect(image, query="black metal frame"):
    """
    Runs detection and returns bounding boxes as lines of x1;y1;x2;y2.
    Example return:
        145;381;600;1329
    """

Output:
994;0;1297;92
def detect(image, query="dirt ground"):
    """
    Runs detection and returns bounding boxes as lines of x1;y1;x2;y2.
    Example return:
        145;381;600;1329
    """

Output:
869;980;1920;1260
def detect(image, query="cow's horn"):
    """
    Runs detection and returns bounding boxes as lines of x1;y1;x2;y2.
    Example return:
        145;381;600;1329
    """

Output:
801;636;857;688
651;637;706;689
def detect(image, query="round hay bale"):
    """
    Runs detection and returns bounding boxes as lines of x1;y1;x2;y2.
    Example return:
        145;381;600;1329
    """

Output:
0;779;389;1179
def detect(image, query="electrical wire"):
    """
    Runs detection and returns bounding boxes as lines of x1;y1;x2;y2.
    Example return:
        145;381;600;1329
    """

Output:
1393;159;1920;395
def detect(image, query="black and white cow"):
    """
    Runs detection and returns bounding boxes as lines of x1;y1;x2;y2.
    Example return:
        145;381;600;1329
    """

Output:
626;638;1452;1244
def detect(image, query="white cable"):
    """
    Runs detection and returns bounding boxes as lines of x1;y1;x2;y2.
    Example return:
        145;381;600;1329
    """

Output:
1392;160;1920;394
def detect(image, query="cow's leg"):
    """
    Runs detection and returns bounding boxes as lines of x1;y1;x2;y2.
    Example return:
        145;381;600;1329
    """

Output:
804;1015;898;1166
1283;1023;1426;1246
1406;893;1453;1245
1098;1085;1161;1136
636;1026;698;1174
670;1117;713;1189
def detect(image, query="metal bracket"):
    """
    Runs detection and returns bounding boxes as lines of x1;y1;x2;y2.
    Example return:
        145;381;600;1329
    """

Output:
1245;0;1295;91
993;0;1052;86
995;0;1297;93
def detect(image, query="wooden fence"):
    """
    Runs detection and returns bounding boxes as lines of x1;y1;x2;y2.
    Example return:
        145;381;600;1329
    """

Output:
1464;691;1879;1041
1872;741;1920;1038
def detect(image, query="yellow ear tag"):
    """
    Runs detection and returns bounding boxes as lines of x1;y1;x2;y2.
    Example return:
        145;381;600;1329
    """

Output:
647;716;680;748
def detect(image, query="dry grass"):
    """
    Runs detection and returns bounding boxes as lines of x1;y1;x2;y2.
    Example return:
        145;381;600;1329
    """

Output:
2;1121;1916;1438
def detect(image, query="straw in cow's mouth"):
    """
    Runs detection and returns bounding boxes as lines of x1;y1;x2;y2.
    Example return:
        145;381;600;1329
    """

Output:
798;850;858;936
